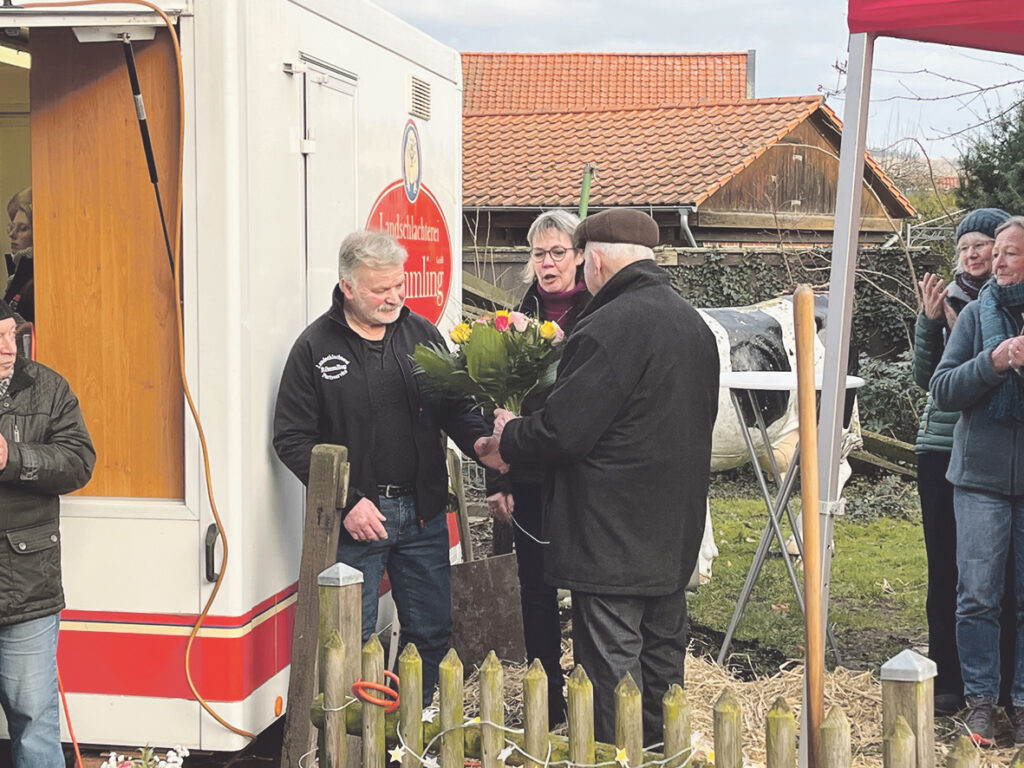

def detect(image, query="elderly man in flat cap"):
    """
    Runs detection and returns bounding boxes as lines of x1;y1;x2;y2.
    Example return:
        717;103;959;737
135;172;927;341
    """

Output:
478;209;719;743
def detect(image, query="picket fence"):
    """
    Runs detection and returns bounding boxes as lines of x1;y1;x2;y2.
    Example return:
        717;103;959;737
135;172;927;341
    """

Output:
304;563;1003;768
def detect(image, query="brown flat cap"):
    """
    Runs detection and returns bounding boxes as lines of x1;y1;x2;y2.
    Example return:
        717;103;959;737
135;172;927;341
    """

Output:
573;209;660;249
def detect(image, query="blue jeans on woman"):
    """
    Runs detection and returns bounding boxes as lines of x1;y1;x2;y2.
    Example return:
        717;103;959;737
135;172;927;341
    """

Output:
336;494;451;706
954;486;1024;705
0;613;63;767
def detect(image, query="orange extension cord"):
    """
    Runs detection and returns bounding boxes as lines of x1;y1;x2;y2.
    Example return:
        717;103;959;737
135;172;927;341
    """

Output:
18;0;256;750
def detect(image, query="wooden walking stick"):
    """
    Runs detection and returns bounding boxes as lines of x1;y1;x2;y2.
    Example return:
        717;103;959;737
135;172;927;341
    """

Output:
794;285;823;768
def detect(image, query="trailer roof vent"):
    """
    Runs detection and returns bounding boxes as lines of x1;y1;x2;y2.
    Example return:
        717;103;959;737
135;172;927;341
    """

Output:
408;75;431;120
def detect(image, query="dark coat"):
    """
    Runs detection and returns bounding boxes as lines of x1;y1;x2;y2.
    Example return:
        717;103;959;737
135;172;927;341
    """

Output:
273;286;489;527
3;250;34;324
0;356;95;625
499;260;720;595
913;283;974;454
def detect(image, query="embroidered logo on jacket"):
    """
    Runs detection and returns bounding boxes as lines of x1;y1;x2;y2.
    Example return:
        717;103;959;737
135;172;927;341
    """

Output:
317;354;350;380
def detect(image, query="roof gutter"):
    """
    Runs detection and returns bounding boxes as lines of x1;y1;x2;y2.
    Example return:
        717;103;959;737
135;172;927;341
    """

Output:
678;206;698;248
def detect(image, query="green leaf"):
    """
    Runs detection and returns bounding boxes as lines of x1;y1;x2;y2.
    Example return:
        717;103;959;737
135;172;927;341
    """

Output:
464;324;510;383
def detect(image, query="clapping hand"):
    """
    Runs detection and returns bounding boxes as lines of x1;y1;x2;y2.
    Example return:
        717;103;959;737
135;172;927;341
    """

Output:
918;273;948;323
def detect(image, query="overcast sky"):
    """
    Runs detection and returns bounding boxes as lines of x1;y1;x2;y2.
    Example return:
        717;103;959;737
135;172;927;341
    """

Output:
375;0;1024;161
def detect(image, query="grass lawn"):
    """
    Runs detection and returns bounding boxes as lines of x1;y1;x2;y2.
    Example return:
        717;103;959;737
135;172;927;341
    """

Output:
689;472;928;673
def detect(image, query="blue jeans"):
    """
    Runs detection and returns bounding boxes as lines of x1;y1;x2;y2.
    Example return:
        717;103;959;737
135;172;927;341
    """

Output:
0;614;63;768
336;495;451;705
954;486;1024;705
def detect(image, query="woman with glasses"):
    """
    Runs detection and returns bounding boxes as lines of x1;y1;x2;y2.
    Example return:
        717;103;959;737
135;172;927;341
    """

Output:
485;209;589;725
3;187;33;323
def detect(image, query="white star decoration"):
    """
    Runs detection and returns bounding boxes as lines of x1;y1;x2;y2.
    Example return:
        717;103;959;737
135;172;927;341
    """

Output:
422;707;438;723
389;745;406;764
497;744;515;764
423;756;440;768
615;747;630;768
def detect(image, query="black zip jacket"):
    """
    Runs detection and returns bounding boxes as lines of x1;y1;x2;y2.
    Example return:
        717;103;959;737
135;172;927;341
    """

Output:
499;260;720;595
0;356;95;624
273;286;489;527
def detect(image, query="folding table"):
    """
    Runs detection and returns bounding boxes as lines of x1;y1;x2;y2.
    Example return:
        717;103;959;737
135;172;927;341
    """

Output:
715;370;864;666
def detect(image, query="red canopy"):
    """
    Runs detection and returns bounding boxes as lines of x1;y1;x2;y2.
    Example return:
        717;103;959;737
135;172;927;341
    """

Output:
848;0;1024;55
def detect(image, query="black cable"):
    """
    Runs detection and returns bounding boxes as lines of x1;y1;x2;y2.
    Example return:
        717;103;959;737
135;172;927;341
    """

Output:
122;36;175;275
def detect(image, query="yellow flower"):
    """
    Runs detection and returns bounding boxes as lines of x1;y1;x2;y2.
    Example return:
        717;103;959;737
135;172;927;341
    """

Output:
450;323;472;344
539;321;558;340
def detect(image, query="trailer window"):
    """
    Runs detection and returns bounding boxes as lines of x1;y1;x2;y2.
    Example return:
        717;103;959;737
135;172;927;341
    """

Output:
23;28;184;499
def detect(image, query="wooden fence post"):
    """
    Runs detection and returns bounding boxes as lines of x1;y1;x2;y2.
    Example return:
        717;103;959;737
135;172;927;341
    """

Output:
1010;746;1024;768
320;632;347;768
714;689;742;768
766;696;795;768
318;562;362;768
480;651;505;768
615;674;643;768
945;736;978;768
819;707;850;768
281;444;349;768
523;659;549;768
362;635;386;768
662;685;690;768
567;665;596;768
318;563;364;701
881;649;936;768
884;715;915;768
399;644;423;768
439;649;464;768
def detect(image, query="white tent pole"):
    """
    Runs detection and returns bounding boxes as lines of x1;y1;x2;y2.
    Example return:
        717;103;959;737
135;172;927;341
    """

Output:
799;31;875;768
818;29;875;618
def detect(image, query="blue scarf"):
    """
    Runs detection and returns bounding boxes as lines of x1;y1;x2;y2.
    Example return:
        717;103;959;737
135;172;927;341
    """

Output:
979;278;1024;423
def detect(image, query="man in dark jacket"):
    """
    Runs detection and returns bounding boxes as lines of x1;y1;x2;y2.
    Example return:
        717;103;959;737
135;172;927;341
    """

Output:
478;209;720;743
0;298;95;767
273;230;490;704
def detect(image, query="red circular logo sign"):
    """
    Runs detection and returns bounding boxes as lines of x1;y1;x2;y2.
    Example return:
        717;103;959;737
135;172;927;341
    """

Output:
366;181;452;325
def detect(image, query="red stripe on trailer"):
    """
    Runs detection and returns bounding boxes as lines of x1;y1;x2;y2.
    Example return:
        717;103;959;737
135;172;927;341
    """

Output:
447;510;460;549
60;584;299;629
57;589;297;701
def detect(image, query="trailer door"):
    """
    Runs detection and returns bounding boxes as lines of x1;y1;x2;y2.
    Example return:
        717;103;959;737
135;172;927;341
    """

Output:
303;62;357;321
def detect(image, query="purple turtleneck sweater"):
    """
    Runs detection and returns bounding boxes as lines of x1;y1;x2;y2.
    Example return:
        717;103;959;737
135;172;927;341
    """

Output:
538;280;588;324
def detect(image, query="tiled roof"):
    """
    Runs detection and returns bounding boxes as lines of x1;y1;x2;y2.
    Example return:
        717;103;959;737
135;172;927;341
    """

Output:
463;97;826;208
462;52;750;116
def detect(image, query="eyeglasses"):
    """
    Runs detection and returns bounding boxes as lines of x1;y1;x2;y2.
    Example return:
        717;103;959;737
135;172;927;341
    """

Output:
6;223;29;237
529;246;577;262
957;239;994;255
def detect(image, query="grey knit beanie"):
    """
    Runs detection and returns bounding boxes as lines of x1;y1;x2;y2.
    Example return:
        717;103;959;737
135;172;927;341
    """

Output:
956;208;1011;242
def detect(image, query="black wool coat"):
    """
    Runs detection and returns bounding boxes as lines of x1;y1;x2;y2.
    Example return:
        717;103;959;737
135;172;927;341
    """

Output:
499;260;720;595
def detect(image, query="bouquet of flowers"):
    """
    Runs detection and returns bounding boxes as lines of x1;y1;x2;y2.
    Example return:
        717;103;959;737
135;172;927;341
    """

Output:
413;310;565;414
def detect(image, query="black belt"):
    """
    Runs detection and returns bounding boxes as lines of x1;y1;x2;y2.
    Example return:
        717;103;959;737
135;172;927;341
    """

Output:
377;483;415;499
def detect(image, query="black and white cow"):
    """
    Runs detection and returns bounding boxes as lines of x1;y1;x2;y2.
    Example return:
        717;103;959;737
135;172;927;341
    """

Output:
693;295;860;584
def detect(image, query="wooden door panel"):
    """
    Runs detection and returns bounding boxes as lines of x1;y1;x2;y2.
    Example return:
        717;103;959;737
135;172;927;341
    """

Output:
30;27;183;498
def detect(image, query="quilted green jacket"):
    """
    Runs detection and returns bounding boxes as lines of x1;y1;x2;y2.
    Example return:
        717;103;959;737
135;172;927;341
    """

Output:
913;283;972;454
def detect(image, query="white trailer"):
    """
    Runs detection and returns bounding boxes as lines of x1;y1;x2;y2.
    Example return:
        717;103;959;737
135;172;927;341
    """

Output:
0;0;462;752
